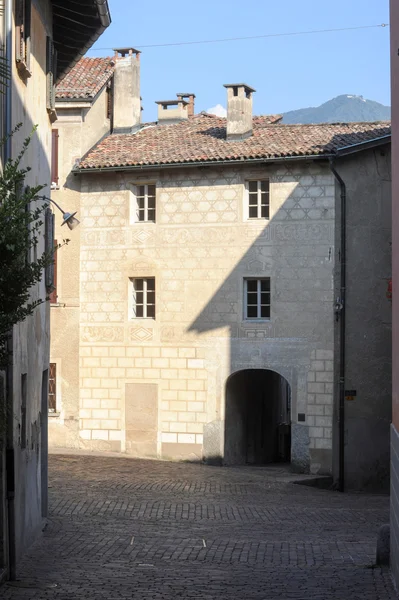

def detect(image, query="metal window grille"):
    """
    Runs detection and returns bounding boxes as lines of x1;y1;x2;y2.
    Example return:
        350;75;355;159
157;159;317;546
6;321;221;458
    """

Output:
248;180;270;219
136;184;156;222
244;278;271;319
49;363;56;413
132;278;155;319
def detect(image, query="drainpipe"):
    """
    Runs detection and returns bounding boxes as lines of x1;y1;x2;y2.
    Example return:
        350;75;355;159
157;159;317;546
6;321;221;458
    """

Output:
4;0;16;580
329;159;346;493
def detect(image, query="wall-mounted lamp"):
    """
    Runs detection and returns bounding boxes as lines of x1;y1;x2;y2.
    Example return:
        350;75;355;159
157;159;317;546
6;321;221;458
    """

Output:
42;197;80;230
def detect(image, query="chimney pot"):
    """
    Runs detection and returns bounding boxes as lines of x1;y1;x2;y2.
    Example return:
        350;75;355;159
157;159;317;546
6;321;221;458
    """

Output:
176;93;196;117
223;83;256;140
155;99;189;124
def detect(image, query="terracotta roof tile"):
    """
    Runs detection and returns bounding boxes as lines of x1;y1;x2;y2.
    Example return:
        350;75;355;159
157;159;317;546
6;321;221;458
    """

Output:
56;57;114;100
78;114;391;170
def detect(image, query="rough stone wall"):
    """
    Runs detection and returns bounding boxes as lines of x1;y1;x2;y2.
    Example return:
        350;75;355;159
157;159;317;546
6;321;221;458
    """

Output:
333;146;392;491
73;161;335;473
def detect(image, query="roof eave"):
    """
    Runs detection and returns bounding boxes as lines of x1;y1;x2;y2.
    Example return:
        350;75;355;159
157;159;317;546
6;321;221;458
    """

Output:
335;134;391;157
52;0;112;82
73;154;333;174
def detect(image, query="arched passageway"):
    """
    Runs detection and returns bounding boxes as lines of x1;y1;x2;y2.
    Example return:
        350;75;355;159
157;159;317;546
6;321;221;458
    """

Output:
224;369;291;465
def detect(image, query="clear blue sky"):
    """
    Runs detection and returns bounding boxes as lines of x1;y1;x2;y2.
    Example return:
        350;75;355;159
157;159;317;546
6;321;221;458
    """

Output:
88;0;390;122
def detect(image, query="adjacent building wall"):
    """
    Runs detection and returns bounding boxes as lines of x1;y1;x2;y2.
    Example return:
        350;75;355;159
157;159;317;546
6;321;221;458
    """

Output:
51;160;336;474
49;87;111;449
390;0;399;587
333;146;392;492
4;0;53;569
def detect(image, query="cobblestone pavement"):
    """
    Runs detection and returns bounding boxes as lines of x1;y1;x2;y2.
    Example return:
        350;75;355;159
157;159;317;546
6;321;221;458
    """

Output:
3;453;396;599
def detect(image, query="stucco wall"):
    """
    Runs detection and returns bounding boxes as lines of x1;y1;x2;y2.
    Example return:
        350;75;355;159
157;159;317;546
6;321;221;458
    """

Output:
334;146;392;492
8;0;53;562
51;160;336;474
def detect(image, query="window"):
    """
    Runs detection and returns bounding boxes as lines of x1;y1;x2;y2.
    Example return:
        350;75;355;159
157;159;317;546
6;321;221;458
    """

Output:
131;278;155;319
247;180;270;219
134;184;156;222
21;373;27;448
15;0;31;76
244;278;270;320
49;363;57;413
51;129;59;189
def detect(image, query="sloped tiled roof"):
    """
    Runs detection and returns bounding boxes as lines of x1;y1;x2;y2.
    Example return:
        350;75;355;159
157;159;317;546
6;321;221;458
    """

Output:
56;57;114;100
78;113;391;170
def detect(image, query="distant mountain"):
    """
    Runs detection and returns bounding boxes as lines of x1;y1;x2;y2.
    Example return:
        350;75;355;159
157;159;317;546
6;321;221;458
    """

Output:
282;95;391;124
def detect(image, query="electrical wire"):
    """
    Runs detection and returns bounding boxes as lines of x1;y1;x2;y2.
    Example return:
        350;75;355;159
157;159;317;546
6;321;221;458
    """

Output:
88;23;389;52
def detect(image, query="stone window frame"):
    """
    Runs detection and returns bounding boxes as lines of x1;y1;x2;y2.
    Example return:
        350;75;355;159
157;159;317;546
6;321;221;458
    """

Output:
129;182;157;224
244;179;270;221
129;277;156;320
243;277;271;321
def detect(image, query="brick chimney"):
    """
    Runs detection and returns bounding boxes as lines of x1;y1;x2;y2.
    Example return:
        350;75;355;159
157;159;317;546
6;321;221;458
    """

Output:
223;83;256;140
113;48;141;133
155;99;189;124
176;93;195;117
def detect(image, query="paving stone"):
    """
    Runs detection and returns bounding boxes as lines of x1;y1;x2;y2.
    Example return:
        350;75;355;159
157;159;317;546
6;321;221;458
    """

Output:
1;454;397;599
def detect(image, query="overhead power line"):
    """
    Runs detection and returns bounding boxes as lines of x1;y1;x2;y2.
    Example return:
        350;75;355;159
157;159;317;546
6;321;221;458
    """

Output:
89;23;389;52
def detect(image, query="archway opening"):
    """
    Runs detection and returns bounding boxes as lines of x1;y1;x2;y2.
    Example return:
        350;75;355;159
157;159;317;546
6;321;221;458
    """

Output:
224;369;291;465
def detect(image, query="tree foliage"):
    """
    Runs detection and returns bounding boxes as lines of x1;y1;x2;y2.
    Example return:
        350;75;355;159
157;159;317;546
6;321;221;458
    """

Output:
0;128;60;367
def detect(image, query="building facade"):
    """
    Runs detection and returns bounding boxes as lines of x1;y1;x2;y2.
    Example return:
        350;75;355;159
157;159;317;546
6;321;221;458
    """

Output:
50;51;391;483
0;0;111;583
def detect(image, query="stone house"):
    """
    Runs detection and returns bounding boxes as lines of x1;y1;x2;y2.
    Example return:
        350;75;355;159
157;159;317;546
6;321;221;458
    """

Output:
50;49;391;488
0;0;111;583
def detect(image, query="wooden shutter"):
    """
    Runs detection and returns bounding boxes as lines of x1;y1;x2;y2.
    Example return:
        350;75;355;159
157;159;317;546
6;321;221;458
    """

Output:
48;364;56;412
24;0;31;70
51;129;59;186
46;37;56;110
15;0;31;68
15;0;24;63
49;239;57;304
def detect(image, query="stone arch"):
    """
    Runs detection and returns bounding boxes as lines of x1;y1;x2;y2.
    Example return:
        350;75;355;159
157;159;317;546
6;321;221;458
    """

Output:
224;368;291;465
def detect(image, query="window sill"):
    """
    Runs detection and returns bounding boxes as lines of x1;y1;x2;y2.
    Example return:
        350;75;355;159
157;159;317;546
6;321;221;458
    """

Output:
50;302;66;308
246;218;270;222
48;412;60;418
243;319;271;323
130;318;156;321
130;221;156;226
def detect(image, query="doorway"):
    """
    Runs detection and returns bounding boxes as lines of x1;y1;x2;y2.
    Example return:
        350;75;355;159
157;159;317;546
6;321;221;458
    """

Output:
224;369;291;465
